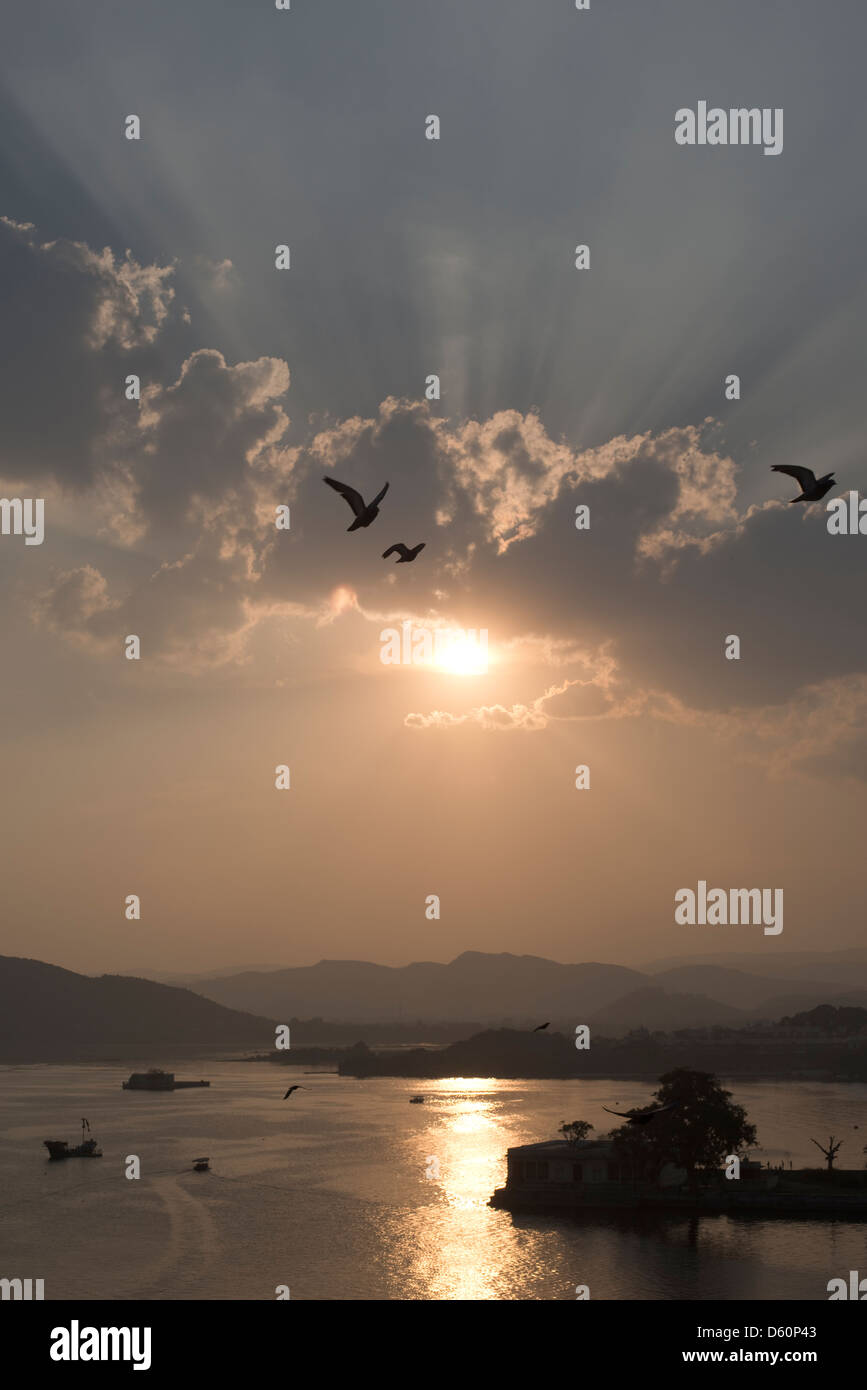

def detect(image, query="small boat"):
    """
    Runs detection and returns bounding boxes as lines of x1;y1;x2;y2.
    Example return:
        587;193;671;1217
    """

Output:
193;1157;210;1172
44;1118;102;1160
409;1096;425;1104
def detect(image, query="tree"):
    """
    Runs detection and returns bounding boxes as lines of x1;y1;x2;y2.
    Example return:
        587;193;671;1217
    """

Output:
608;1121;659;1184
559;1121;593;1145
610;1068;757;1192
811;1136;843;1172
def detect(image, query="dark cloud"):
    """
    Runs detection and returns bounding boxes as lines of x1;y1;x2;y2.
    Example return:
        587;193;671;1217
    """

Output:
9;261;863;732
0;217;174;488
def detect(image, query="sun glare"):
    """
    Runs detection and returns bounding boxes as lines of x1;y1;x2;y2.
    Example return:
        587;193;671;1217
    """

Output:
434;636;490;676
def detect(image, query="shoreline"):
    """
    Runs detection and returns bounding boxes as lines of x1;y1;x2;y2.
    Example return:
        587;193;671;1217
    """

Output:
490;1185;867;1219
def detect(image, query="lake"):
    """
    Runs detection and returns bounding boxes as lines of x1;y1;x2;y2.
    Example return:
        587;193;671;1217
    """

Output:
2;1063;865;1300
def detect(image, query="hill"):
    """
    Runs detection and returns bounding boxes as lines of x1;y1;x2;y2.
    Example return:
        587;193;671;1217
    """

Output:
779;1004;867;1036
588;986;744;1032
0;956;275;1060
192;951;648;1023
189;950;863;1033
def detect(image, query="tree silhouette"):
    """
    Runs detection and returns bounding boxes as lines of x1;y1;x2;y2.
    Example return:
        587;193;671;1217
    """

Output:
558;1121;593;1145
610;1068;756;1192
810;1136;843;1172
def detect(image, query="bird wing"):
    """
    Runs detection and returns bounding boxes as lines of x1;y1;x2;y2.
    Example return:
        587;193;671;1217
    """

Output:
323;476;366;516
371;481;389;508
772;464;816;489
602;1106;632;1118
382;544;407;559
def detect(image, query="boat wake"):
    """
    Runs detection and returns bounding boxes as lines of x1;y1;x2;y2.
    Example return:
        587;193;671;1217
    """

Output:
129;1174;222;1299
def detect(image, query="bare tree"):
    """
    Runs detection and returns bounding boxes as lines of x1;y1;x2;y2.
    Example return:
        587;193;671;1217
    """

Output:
810;1136;843;1172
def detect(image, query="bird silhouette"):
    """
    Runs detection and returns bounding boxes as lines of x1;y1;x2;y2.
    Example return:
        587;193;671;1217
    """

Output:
323;476;389;530
282;1085;306;1100
602;1103;678;1126
382;542;425;563
771;464;836;503
532;1022;550;1032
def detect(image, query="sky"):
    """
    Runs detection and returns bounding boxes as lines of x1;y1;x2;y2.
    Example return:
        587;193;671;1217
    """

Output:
1;0;866;977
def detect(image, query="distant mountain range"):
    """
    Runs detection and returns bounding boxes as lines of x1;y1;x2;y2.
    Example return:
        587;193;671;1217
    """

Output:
4;950;866;1061
643;948;867;986
181;950;867;1034
0;957;275;1060
187;953;647;1024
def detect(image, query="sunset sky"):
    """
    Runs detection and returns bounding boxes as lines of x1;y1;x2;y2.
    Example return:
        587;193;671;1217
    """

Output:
1;0;865;976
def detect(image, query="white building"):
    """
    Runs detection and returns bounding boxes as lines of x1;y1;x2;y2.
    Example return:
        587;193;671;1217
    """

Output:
504;1138;686;1191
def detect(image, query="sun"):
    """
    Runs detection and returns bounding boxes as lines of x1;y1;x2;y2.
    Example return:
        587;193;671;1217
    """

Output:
434;636;489;676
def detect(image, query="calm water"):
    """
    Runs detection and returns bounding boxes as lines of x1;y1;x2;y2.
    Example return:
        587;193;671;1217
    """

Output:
2;1063;866;1300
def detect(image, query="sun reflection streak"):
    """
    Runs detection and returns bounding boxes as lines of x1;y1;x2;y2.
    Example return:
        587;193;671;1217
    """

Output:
405;1079;530;1299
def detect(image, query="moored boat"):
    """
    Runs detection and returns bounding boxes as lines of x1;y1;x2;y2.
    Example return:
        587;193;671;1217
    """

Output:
122;1069;209;1091
44;1119;102;1159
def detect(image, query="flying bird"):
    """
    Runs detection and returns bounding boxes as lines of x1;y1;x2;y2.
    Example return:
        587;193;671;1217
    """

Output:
282;1085;306;1100
382;542;425;563
771;465;836;503
532;1022;550;1032
602;1103;678;1126
323;475;389;530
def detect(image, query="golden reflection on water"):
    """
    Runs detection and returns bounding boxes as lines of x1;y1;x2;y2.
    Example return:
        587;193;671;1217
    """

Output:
406;1078;534;1300
7;1066;867;1299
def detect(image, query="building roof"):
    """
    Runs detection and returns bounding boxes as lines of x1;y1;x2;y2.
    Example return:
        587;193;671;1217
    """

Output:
508;1139;615;1158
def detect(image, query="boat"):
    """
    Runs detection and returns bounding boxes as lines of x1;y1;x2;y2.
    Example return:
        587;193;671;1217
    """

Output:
44;1118;103;1160
122;1069;210;1091
192;1157;210;1172
409;1095;425;1104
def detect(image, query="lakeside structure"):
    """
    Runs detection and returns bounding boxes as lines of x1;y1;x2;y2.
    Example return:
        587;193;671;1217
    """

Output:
122;1070;210;1091
490;1139;867;1217
492;1139;686;1205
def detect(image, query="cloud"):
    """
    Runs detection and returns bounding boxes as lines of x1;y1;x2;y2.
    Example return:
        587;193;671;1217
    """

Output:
404;664;867;787
193;256;237;292
131;347;293;529
684;673;867;782
6;219;866;760
0;217;175;489
405;702;549;732
405;653;638;732
32;565;121;650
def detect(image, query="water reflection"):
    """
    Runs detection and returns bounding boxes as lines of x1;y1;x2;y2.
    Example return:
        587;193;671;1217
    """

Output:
4;1065;867;1300
397;1076;867;1300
